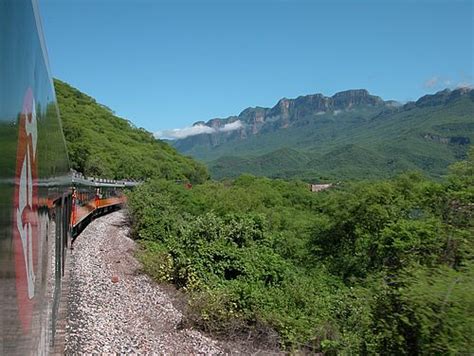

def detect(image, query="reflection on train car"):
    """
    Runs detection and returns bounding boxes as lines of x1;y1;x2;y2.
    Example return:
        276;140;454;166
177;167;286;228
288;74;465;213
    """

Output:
0;0;72;353
0;1;140;354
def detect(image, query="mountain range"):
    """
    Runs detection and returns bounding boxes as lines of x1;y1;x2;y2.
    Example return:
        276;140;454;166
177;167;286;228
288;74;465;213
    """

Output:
172;88;474;181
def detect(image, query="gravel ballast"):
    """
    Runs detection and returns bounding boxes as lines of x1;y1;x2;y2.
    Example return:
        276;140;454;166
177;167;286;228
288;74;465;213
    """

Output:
64;210;223;354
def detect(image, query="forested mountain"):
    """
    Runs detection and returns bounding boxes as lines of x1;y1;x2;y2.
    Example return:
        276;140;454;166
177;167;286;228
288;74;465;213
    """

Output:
54;79;208;182
173;88;474;180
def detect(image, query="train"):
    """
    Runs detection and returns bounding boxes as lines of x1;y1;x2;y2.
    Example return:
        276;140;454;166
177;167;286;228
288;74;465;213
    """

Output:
0;0;137;353
70;171;139;242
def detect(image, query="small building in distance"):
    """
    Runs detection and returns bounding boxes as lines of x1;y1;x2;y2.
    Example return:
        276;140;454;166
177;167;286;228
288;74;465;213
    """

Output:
309;183;332;192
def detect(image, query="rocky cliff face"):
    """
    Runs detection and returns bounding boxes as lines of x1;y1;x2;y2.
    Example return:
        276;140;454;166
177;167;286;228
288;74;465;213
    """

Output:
174;87;474;154
412;87;474;108
175;89;390;151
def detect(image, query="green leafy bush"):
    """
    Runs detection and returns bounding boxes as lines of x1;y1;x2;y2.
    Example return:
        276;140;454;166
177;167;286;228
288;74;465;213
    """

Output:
128;154;474;353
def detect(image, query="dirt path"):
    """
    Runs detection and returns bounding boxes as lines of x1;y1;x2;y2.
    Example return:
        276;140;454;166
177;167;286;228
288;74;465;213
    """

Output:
64;210;223;354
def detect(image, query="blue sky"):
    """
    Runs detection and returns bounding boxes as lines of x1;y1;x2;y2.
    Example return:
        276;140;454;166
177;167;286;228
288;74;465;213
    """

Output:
40;0;473;138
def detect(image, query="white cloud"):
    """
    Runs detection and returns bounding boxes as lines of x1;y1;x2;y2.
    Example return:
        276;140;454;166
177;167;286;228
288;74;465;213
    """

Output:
155;120;243;139
155;124;214;139
220;120;243;132
423;76;472;90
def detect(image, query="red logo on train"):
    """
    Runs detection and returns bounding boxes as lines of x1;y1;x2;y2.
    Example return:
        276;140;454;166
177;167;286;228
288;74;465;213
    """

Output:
13;88;39;332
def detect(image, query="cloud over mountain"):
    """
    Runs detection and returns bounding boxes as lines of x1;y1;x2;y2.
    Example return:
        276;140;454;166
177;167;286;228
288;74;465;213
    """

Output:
423;75;472;90
156;120;243;139
220;120;243;132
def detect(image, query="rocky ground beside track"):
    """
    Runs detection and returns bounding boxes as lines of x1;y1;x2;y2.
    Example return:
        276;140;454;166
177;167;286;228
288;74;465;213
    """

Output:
64;210;225;354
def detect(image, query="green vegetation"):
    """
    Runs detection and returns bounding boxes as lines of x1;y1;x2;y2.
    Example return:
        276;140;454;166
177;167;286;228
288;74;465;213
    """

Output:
56;79;472;352
128;149;474;353
54;79;208;182
176;90;474;181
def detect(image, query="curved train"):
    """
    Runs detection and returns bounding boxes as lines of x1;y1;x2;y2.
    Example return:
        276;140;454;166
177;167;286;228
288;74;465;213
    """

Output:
71;172;138;242
0;0;137;353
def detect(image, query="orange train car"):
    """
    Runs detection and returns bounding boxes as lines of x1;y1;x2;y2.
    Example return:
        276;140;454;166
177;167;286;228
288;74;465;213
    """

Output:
70;174;138;243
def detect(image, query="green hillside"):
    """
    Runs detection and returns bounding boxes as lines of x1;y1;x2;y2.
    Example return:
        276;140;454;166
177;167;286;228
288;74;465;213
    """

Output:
210;148;314;180
210;144;412;181
54;79;208;182
175;89;473;181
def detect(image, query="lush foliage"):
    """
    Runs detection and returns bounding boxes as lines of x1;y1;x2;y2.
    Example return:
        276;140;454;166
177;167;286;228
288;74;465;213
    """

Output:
128;149;473;353
55;79;208;182
178;90;474;181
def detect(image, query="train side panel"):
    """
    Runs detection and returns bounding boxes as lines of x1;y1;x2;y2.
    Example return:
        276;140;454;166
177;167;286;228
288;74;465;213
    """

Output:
0;0;71;354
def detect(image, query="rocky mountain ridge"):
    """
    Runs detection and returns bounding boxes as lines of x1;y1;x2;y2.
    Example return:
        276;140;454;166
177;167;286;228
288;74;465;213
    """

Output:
196;89;387;129
174;88;472;154
172;87;473;181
